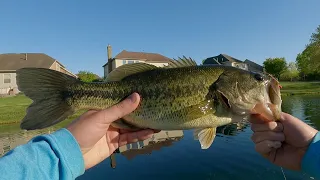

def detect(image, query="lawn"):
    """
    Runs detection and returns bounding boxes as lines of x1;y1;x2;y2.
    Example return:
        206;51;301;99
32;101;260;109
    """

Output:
0;94;85;127
0;94;32;124
280;81;320;96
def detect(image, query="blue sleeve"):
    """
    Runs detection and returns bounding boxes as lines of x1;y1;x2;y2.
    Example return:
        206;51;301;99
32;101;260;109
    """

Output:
0;128;85;180
302;131;320;179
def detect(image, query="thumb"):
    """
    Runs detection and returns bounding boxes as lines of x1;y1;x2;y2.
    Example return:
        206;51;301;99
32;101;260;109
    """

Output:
96;92;141;124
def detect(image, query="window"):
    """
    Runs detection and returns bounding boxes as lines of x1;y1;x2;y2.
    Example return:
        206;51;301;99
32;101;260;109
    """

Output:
4;74;11;84
123;60;136;64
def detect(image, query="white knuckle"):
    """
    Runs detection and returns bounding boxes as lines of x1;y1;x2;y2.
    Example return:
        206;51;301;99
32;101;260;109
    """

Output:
256;140;273;154
268;141;282;149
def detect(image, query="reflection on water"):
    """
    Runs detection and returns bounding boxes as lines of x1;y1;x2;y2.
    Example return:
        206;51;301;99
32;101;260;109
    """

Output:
117;130;184;161
0;95;319;179
109;122;248;168
0;128;56;157
282;95;320;130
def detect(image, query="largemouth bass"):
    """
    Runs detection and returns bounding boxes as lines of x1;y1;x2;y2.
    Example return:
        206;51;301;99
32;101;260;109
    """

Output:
16;57;282;149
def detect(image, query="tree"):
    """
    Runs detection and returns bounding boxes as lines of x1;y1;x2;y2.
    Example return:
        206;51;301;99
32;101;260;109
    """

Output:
280;62;299;81
296;44;320;80
296;25;320;80
77;71;100;82
310;25;320;45
263;57;287;80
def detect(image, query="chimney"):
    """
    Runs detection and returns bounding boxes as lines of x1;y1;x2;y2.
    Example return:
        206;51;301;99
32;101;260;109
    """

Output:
107;44;113;74
107;44;112;59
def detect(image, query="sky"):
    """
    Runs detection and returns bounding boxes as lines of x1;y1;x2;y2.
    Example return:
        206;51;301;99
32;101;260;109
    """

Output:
1;0;319;77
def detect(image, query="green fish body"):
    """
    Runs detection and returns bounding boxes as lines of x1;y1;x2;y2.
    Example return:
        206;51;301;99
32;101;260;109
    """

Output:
16;57;281;149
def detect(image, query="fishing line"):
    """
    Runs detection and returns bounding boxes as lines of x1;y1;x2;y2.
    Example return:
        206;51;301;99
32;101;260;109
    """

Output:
280;167;287;180
274;147;286;180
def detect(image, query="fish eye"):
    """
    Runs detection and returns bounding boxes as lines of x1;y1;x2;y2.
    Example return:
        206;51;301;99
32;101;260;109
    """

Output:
254;73;264;81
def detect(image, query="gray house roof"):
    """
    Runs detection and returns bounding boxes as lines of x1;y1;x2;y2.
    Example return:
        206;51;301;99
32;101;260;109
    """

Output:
244;59;264;72
0;53;58;71
202;54;243;65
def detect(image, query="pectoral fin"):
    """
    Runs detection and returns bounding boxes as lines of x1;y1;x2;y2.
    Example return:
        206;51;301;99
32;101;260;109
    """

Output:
193;127;217;149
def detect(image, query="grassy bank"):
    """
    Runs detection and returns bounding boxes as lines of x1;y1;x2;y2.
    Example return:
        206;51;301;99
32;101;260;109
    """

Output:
0;95;85;127
0;94;32;124
280;81;320;96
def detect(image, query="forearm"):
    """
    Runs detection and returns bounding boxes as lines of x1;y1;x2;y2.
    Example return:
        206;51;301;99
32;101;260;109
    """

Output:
302;131;320;179
0;128;85;180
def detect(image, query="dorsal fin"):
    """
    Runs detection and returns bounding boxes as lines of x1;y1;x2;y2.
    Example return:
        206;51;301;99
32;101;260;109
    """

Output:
165;56;197;68
106;63;158;82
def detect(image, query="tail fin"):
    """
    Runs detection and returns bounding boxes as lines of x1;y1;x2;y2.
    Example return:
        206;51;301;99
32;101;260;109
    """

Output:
16;68;79;130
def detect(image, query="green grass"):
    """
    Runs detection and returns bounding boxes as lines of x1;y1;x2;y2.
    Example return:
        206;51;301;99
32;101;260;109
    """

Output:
280;81;320;96
0;94;32;124
0;95;85;129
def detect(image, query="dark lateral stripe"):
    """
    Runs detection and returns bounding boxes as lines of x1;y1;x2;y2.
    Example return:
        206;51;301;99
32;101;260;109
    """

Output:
70;89;127;99
63;81;209;103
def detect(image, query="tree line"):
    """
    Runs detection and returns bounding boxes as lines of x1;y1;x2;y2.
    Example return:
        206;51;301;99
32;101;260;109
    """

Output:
263;25;320;81
76;71;103;82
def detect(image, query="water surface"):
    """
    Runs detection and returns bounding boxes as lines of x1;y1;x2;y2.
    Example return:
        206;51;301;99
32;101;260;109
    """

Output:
1;95;319;179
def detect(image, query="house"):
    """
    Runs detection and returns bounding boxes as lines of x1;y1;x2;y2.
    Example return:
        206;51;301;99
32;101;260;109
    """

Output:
202;54;249;70
117;130;184;160
244;59;264;73
102;45;172;78
0;53;77;95
202;54;265;73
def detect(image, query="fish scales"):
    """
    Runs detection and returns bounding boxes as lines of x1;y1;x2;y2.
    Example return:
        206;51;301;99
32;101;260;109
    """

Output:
68;66;223;108
64;66;226;129
16;57;282;149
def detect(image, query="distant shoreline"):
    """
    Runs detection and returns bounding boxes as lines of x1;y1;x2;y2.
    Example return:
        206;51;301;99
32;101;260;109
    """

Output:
280;81;320;96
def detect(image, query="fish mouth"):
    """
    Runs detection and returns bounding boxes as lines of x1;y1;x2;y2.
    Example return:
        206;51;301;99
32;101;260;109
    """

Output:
251;75;282;121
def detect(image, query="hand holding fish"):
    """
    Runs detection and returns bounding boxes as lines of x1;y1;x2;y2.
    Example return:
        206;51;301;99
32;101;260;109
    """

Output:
249;112;318;170
66;93;156;170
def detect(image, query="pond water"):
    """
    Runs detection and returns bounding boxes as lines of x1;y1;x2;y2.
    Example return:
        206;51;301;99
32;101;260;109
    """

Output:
1;95;320;179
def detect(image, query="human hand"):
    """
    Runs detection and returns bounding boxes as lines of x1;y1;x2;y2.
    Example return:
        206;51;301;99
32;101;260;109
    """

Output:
249;112;318;170
66;93;156;170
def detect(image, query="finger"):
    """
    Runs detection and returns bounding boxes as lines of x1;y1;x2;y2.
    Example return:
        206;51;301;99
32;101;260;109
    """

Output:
255;140;282;154
251;122;283;132
118;129;154;147
72;109;97;121
251;131;285;143
94;93;141;124
249;114;273;124
81;109;99;117
280;112;296;121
